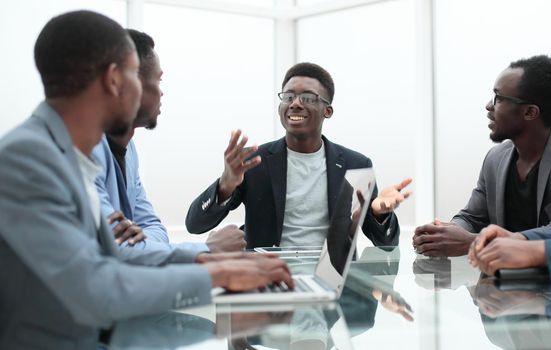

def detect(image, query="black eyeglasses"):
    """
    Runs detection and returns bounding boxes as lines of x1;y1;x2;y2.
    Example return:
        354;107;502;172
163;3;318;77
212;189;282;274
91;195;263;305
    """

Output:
493;92;533;106
278;92;331;105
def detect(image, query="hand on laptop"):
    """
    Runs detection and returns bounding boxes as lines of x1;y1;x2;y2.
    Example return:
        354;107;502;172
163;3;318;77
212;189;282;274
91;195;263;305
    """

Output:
218;129;261;203
371;177;412;216
108;211;147;246
201;254;294;291
206;224;247;252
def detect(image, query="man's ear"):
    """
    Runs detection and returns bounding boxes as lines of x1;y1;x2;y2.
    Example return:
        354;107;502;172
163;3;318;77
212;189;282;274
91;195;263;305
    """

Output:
324;105;334;119
524;104;540;121
102;62;121;97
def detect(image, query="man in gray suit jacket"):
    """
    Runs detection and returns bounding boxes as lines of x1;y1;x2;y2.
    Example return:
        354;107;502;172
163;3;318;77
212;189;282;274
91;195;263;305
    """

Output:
0;11;292;349
414;55;551;257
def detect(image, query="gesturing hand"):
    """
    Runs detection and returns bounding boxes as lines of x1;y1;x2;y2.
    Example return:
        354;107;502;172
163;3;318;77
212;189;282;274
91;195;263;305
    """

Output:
108;211;146;246
218;129;261;202
371;178;413;216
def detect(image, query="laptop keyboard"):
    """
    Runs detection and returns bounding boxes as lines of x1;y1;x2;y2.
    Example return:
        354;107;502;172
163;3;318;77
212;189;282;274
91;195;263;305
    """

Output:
258;278;313;293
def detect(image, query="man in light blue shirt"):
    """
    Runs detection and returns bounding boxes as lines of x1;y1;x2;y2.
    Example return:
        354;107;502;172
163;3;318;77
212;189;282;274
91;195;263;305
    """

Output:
93;29;246;253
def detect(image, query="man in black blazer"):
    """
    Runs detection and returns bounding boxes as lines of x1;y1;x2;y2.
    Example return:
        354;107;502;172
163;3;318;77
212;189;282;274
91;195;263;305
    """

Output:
186;63;411;249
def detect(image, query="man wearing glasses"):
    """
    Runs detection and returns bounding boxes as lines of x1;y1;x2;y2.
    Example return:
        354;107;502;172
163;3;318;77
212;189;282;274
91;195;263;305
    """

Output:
186;62;412;249
414;55;551;257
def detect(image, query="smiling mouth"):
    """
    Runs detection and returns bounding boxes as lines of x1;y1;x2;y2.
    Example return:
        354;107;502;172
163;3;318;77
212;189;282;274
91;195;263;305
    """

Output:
288;115;306;121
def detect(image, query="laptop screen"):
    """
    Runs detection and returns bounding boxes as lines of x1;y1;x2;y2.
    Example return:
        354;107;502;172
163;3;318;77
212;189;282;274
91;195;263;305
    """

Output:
313;168;376;295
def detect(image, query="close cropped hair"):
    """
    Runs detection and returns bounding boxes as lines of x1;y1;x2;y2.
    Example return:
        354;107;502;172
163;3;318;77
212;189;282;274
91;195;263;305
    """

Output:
282;62;335;103
34;10;134;98
126;29;156;77
509;55;551;127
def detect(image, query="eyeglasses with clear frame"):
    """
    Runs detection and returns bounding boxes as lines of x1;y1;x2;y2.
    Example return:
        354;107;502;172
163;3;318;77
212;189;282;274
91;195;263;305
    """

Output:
277;91;331;105
492;92;533;106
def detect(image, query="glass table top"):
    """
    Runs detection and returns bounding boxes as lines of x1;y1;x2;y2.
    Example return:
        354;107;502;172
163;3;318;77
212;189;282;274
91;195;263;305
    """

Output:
109;231;551;350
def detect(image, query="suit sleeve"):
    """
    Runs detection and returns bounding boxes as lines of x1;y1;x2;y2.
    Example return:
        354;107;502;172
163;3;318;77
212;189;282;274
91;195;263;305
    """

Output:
521;226;551;273
521;225;551;240
129;143;170;243
0;139;212;328
185;179;243;234
451;152;491;232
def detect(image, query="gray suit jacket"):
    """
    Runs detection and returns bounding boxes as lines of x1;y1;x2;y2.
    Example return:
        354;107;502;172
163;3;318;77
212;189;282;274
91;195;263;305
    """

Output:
452;137;551;232
0;102;212;349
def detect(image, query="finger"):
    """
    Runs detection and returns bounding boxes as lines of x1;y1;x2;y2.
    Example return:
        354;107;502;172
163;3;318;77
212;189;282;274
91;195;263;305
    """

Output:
270;267;294;289
395;177;413;191
108;211;125;224
112;219;133;239
238;145;259;163
476;229;497;251
402;190;413;199
486;259;502;276
224;129;241;155
242;156;262;172
221;224;239;230
413;233;440;246
468;241;479;267
434;218;442;225
414;224;442;235
225;133;248;163
226;136;251;165
117;225;142;245
128;231;147;246
416;242;444;256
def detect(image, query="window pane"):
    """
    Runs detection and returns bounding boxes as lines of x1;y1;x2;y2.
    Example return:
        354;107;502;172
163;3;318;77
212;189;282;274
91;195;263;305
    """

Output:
139;4;274;227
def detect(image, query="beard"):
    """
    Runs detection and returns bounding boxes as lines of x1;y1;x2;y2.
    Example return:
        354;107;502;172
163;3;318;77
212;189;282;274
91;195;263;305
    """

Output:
489;128;521;143
106;117;132;136
135;109;158;130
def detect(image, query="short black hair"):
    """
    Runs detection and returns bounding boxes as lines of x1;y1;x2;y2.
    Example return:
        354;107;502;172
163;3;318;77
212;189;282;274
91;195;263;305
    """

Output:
126;29;156;77
509;55;551;127
34;10;133;98
282;62;335;103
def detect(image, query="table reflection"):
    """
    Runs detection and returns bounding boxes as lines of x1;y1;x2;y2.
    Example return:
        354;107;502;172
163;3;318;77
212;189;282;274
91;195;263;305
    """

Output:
470;278;551;350
108;234;551;350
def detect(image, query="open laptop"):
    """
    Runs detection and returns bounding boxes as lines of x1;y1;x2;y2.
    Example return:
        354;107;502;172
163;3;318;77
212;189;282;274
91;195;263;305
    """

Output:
213;168;376;304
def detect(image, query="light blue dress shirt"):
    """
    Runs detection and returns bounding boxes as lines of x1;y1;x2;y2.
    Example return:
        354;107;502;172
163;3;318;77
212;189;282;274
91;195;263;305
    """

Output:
92;135;208;252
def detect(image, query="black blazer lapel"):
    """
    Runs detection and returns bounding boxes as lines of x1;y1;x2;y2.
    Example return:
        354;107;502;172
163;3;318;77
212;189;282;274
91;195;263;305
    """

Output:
324;136;346;219
266;138;287;243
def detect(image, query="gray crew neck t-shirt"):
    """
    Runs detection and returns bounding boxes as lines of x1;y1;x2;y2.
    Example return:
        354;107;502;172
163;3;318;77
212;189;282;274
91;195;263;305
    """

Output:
280;143;330;247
